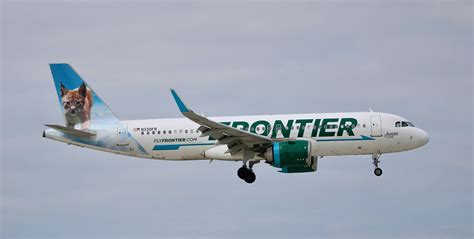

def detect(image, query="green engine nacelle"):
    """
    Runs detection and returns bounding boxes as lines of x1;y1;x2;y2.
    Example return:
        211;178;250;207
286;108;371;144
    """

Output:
270;140;317;173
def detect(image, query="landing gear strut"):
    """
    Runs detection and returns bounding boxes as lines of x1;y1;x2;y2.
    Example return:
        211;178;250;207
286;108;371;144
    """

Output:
237;161;257;184
372;154;383;176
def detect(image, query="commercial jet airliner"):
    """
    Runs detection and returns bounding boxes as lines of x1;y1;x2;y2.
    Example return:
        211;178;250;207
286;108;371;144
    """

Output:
43;64;429;183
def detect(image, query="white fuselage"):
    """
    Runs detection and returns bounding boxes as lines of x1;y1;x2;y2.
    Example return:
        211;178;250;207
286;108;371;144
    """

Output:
45;111;429;161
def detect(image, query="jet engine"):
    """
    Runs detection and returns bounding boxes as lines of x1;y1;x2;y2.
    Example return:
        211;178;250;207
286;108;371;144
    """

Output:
264;139;318;173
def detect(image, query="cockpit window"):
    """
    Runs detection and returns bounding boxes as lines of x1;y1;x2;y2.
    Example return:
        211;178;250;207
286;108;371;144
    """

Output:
396;121;415;127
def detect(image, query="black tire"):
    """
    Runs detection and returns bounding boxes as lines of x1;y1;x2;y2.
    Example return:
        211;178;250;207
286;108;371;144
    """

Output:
244;171;256;184
374;168;383;176
237;167;248;179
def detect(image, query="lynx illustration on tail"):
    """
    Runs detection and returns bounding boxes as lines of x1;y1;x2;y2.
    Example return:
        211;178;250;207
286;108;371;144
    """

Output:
60;82;93;129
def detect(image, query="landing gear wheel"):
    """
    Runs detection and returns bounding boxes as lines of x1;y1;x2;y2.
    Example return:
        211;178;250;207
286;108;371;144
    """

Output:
237;166;256;183
244;171;256;184
237;167;247;180
374;168;383;176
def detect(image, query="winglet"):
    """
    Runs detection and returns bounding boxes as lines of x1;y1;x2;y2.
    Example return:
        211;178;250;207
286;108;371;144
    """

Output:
170;89;190;113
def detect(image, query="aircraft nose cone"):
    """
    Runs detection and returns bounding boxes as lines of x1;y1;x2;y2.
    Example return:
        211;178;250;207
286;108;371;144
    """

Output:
418;129;429;147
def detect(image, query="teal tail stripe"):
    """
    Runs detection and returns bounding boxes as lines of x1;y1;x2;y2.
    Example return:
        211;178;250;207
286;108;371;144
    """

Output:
153;143;214;151
317;135;375;142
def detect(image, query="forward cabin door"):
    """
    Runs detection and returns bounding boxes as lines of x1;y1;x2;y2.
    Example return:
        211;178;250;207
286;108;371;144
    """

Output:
370;115;383;137
117;123;129;146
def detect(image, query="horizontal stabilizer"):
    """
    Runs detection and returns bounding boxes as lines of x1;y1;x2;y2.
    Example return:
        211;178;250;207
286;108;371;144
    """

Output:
45;124;96;138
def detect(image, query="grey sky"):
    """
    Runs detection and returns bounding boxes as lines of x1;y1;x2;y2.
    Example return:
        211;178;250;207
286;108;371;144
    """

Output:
1;1;472;239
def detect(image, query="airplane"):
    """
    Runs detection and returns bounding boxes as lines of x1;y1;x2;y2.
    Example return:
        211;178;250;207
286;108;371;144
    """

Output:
43;63;429;184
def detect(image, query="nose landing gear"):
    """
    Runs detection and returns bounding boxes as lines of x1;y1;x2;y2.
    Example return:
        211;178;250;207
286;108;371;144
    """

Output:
372;154;383;176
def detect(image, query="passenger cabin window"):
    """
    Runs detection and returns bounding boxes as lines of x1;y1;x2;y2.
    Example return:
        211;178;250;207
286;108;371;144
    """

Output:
326;125;337;129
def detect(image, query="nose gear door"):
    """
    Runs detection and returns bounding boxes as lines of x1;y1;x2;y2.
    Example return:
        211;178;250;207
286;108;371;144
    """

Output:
370;115;383;137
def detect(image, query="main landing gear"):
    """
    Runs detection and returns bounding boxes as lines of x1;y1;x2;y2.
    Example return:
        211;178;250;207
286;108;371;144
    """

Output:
237;161;257;184
372;154;383;176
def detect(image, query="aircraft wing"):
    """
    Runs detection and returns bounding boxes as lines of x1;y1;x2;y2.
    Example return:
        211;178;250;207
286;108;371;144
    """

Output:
170;89;273;154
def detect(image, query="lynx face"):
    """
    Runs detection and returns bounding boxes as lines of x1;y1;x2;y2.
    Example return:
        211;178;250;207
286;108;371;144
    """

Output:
60;82;92;129
61;83;87;115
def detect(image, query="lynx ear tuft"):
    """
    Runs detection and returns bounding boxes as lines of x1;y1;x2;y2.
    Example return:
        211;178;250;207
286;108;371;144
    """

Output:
78;83;87;97
60;83;68;97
